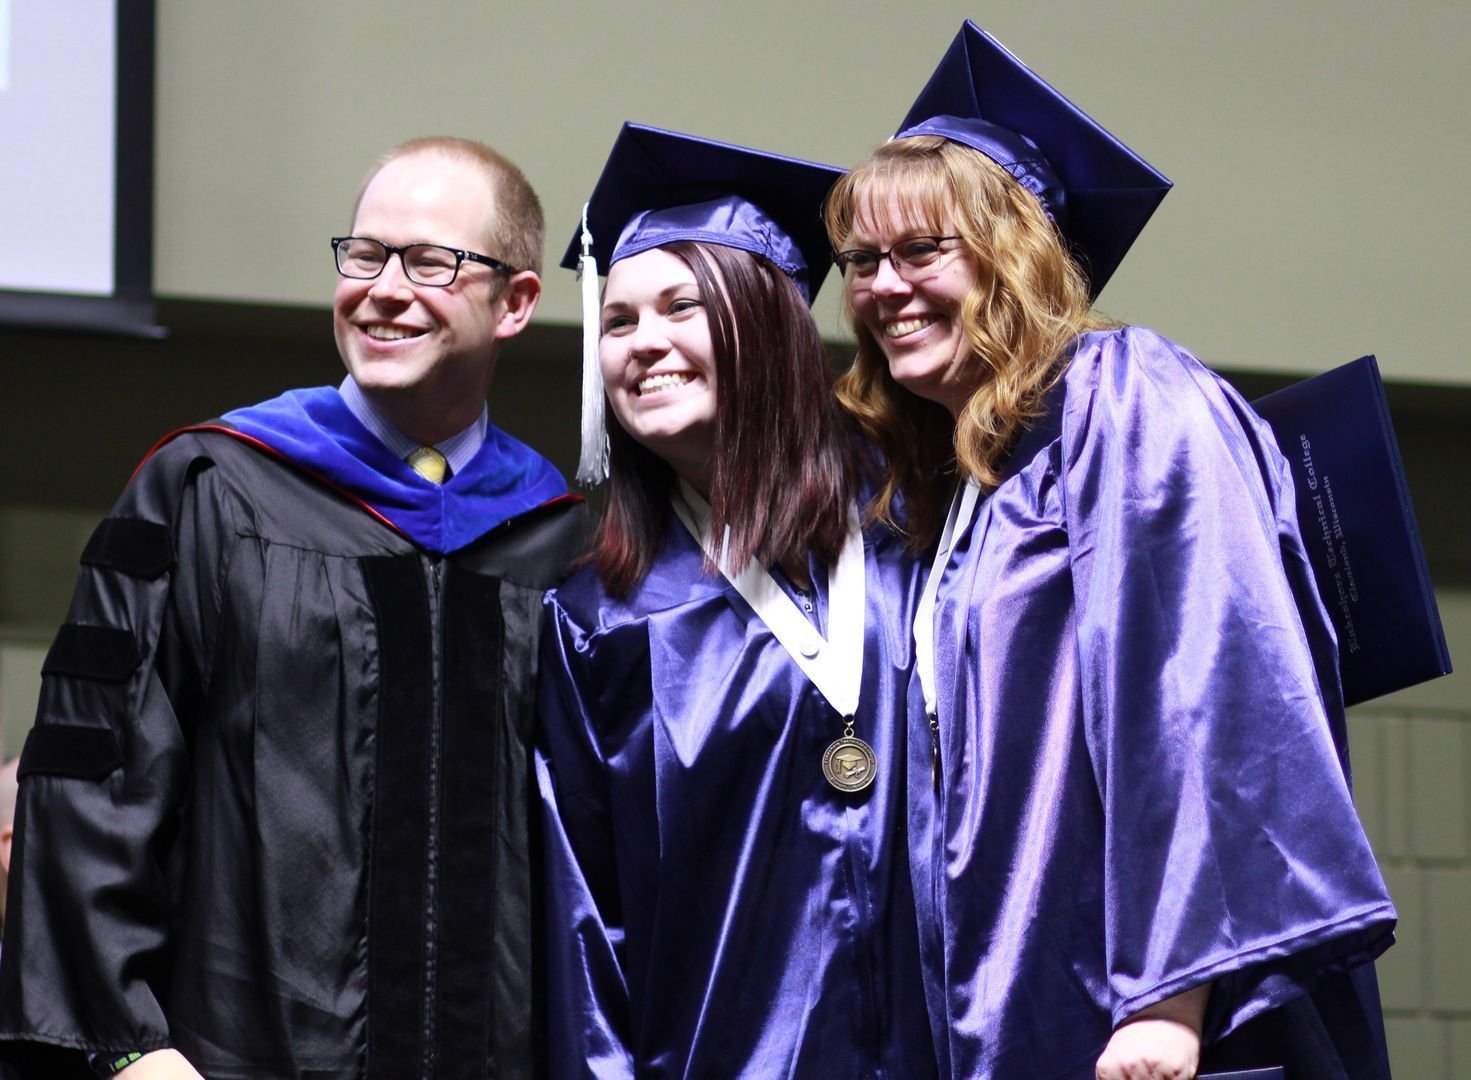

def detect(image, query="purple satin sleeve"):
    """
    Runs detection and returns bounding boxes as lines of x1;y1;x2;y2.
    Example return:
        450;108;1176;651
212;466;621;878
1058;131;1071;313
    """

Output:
921;327;1396;1078
536;515;936;1077
535;607;636;1078
534;750;635;1078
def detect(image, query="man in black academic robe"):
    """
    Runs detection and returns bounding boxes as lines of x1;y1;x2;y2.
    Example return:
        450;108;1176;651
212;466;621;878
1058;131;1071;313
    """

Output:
0;137;586;1079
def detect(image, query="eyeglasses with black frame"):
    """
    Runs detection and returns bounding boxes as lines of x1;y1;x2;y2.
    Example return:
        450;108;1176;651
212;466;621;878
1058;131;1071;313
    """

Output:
834;236;963;280
330;236;516;288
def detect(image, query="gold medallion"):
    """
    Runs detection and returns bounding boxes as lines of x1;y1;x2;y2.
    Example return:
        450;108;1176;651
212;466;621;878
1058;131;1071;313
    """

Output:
822;735;878;793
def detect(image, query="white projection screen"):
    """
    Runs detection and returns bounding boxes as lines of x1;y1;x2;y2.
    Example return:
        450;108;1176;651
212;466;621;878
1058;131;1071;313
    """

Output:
0;0;158;336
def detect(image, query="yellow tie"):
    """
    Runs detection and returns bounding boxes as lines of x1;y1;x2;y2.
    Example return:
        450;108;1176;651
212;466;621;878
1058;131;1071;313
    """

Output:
406;446;448;485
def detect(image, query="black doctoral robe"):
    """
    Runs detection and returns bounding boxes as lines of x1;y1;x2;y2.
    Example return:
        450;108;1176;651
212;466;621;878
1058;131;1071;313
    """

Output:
0;391;587;1079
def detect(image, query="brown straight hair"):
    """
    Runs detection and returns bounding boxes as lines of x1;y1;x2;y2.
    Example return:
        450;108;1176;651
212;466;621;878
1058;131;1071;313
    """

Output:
590;241;858;595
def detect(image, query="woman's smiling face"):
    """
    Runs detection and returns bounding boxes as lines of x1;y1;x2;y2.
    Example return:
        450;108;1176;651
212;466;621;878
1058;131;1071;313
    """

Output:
843;193;983;417
599;247;719;491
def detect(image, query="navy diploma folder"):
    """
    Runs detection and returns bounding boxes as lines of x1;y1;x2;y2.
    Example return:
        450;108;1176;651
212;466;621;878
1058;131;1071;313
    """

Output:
1253;355;1451;705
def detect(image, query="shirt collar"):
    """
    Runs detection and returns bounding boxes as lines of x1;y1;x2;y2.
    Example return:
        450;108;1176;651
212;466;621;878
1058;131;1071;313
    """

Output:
338;375;488;477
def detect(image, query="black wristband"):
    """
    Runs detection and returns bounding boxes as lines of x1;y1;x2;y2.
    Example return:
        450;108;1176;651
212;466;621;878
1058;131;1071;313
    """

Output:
89;1050;145;1076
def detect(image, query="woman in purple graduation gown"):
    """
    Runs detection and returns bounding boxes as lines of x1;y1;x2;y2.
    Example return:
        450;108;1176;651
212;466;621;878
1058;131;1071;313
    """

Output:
820;22;1397;1080
534;124;935;1077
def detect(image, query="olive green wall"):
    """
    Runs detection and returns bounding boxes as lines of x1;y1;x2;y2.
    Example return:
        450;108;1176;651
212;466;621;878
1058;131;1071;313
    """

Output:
151;1;1469;383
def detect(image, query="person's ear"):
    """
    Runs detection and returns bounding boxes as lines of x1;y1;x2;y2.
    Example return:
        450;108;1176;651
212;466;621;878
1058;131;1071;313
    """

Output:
492;270;541;341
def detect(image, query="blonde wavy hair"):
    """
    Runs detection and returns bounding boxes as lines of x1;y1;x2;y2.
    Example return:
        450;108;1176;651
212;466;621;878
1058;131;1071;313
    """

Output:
824;136;1113;546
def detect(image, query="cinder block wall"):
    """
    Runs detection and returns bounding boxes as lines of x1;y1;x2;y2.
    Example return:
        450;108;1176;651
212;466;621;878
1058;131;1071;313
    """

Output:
1352;706;1471;1077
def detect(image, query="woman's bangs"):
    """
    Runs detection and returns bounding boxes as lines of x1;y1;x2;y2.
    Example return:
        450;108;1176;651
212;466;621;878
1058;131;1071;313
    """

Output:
835;152;950;241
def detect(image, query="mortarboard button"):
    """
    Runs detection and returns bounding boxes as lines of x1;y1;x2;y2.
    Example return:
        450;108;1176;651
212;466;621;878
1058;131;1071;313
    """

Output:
894;21;1172;297
563;123;845;484
563;122;845;301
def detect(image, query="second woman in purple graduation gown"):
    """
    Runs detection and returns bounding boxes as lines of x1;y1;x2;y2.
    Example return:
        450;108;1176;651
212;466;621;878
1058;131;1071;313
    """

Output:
534;125;934;1078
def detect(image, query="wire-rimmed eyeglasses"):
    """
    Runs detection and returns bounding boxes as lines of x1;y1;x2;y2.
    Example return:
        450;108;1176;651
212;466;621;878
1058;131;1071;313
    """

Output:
331;236;516;288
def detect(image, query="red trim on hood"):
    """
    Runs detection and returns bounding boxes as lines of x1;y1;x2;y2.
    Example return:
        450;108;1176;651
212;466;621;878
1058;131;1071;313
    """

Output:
133;423;405;537
131;423;584;539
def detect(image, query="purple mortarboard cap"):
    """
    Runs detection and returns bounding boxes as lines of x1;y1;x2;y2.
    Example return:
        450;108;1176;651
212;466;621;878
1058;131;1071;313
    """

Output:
563;124;844;485
561;123;845;302
897;21;1172;297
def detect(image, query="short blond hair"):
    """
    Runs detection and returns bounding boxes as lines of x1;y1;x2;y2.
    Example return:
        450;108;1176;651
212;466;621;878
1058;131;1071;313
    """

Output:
354;136;545;275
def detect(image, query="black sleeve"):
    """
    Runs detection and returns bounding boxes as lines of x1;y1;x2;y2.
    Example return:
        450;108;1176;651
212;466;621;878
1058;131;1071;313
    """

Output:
0;440;238;1057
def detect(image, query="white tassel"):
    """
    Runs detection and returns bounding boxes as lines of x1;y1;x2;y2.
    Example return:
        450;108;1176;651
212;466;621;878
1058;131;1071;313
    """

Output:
575;203;609;486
